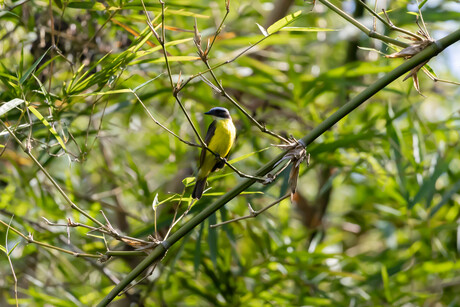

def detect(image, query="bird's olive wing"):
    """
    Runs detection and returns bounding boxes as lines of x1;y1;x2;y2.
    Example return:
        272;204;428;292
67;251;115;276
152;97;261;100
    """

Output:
199;120;216;167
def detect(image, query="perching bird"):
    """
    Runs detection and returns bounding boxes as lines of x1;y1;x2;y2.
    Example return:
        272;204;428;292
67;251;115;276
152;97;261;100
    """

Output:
192;107;236;199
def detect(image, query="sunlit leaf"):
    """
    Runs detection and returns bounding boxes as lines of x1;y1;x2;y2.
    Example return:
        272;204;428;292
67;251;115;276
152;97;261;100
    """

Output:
267;10;303;35
28;106;67;152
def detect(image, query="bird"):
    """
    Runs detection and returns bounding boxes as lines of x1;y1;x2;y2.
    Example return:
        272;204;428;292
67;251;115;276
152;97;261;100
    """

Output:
192;107;236;199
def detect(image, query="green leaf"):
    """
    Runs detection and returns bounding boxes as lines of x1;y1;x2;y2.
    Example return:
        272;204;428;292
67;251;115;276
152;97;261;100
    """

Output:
67;1;106;10
267;10;303;35
28;106;67;151
182;176;196;187
19;46;52;85
194;223;205;276
32;74;52;105
381;265;392;302
430;179;460;218
0;245;6;254
418;0;428;9
279;27;336;32
207;213;218;270
133;74;164;92
53;0;62;8
72;89;132;97
0;98;25;117
7;241;20;256
408;154;448;209
130;55;200;66
228;147;270;164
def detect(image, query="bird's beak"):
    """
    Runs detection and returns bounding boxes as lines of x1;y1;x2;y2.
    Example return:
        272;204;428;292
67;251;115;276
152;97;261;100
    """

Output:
204;110;213;115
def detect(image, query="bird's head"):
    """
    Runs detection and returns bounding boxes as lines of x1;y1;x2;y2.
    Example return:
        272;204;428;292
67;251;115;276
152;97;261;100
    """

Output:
204;107;231;120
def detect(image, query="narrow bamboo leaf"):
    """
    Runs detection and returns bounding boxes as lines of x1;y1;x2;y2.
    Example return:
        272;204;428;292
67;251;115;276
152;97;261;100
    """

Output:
208;213;218;270
228;147;270;164
53;0;62;9
32;74;52;105
162;9;209;18
381;265;392;302
193;223;205;276
130;55;200;66
430;179;460;218
67;1;106;9
72;89;132;97
7;241;20;256
256;23;268;37
182;177;196;187
418;0;428;9
424;63;437;78
19;46;52;85
387;105;409;202
0;99;25;117
134;38;193;59
0;73;18;81
302;298;332;305
267;10;303;35
203;191;264;196
0;245;6;254
71;52;112;92
220;207;243;270
129;31;154;54
28;106;67;151
133;74;163;92
67;63;86;93
279;27;336;32
408;155;448;209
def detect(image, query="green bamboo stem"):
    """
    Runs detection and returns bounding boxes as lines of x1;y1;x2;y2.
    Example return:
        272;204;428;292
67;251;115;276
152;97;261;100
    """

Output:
97;29;460;307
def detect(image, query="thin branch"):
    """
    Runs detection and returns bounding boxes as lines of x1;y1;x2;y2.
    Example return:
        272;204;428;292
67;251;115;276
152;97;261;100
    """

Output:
131;90;200;147
210;194;290;228
0;219;100;258
42;217;150;245
421;67;460;85
317;0;409;48
358;0;423;41
5;216;19;307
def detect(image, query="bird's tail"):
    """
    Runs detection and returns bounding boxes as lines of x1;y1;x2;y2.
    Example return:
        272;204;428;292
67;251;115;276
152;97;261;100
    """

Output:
192;177;207;199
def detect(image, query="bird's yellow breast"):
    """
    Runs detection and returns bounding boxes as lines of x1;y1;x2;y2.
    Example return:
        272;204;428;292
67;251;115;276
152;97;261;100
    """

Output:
198;118;235;178
207;119;236;156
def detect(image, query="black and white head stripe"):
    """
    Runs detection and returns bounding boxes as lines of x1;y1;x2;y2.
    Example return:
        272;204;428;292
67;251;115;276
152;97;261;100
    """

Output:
204;107;231;119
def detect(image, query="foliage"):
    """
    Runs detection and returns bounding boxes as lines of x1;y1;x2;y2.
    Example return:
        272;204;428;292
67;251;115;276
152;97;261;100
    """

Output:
1;0;460;305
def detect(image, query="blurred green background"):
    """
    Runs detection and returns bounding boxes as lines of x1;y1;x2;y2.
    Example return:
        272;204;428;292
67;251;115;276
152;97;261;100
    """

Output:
1;0;460;305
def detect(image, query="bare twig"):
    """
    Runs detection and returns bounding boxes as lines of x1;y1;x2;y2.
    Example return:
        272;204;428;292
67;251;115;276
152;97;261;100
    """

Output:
0;219;100;258
358;0;423;41
42;217;150;245
131;90;200;147
4;216;19;307
210;194;291;228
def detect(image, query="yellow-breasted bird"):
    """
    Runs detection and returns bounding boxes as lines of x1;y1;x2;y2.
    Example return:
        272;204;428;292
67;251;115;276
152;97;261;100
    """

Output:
192;107;236;199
